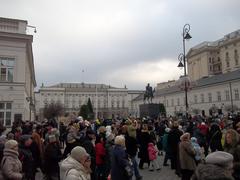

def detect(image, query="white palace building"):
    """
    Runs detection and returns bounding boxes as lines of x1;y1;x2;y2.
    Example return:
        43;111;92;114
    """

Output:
35;83;143;120
133;29;240;117
0;17;36;126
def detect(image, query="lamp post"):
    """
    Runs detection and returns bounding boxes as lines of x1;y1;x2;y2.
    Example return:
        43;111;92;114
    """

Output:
177;24;192;118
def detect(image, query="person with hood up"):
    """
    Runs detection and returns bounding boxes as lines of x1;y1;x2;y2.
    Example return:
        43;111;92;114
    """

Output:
61;146;91;180
0;140;22;180
148;142;161;171
191;137;202;164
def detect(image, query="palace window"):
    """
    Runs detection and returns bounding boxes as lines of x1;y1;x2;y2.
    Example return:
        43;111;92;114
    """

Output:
201;94;204;103
0;57;15;82
0;102;12;126
208;93;212;103
194;95;198;104
235;89;239;100
225;52;230;67
171;99;174;106
177;98;180;106
225;90;230;101
217;91;221;102
234;49;239;66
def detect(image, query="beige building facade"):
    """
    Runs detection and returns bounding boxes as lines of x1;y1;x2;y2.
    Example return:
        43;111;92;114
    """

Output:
0;17;36;126
133;70;240;117
187;29;240;81
35;83;143;120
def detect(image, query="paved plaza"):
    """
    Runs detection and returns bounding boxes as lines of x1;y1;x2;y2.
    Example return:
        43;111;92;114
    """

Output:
36;154;180;180
137;155;180;180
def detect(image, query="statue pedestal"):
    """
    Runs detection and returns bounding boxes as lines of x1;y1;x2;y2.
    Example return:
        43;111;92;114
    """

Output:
139;103;160;119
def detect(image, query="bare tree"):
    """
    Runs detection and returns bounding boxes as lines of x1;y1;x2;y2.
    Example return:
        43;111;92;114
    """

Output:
43;102;64;120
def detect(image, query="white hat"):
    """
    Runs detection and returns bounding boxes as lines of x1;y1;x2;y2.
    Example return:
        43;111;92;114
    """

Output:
71;146;89;162
5;140;18;149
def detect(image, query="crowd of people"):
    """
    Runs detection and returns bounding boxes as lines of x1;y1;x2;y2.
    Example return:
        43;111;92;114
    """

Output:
0;114;239;180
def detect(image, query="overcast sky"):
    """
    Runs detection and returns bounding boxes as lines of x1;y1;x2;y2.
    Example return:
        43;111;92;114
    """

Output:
1;0;240;90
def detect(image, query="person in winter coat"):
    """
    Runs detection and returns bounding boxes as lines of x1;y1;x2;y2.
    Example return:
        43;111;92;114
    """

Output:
138;123;151;169
192;164;234;180
208;123;223;152
0;140;22;180
82;129;96;180
190;137;202;164
168;121;183;176
111;135;133;180
148;142;160;171
61;146;91;180
162;128;171;166
202;151;234;180
105;133;114;180
18;135;35;180
125;126;142;180
0;135;6;163
95;134;107;180
43;135;62;180
179;133;196;180
224;129;240;180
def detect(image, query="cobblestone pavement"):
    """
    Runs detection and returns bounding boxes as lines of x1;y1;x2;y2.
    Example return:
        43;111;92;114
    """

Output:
36;154;180;180
137;155;180;180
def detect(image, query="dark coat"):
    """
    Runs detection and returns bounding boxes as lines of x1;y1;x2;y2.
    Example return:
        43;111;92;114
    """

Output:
168;127;183;155
43;142;62;174
19;145;35;180
125;135;138;157
111;145;132;180
82;136;96;174
208;124;223;152
138;131;151;162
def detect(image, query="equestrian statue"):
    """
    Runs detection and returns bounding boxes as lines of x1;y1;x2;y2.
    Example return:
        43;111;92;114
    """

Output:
144;83;155;104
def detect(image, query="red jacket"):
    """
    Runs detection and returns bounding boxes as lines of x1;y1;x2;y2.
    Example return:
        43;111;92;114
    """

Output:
95;142;106;165
148;143;158;161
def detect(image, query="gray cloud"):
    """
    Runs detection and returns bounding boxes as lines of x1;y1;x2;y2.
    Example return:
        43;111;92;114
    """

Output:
1;0;240;89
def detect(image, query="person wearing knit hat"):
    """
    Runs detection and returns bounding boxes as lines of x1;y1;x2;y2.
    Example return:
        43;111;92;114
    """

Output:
205;151;233;170
0;140;22;180
61;146;91;180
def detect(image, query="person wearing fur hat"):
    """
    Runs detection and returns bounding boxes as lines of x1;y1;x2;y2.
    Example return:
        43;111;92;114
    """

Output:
179;133;196;180
0;140;22;180
224;129;240;180
61;146;91;180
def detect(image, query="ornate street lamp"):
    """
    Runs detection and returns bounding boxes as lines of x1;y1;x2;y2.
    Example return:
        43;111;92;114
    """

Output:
178;24;192;118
